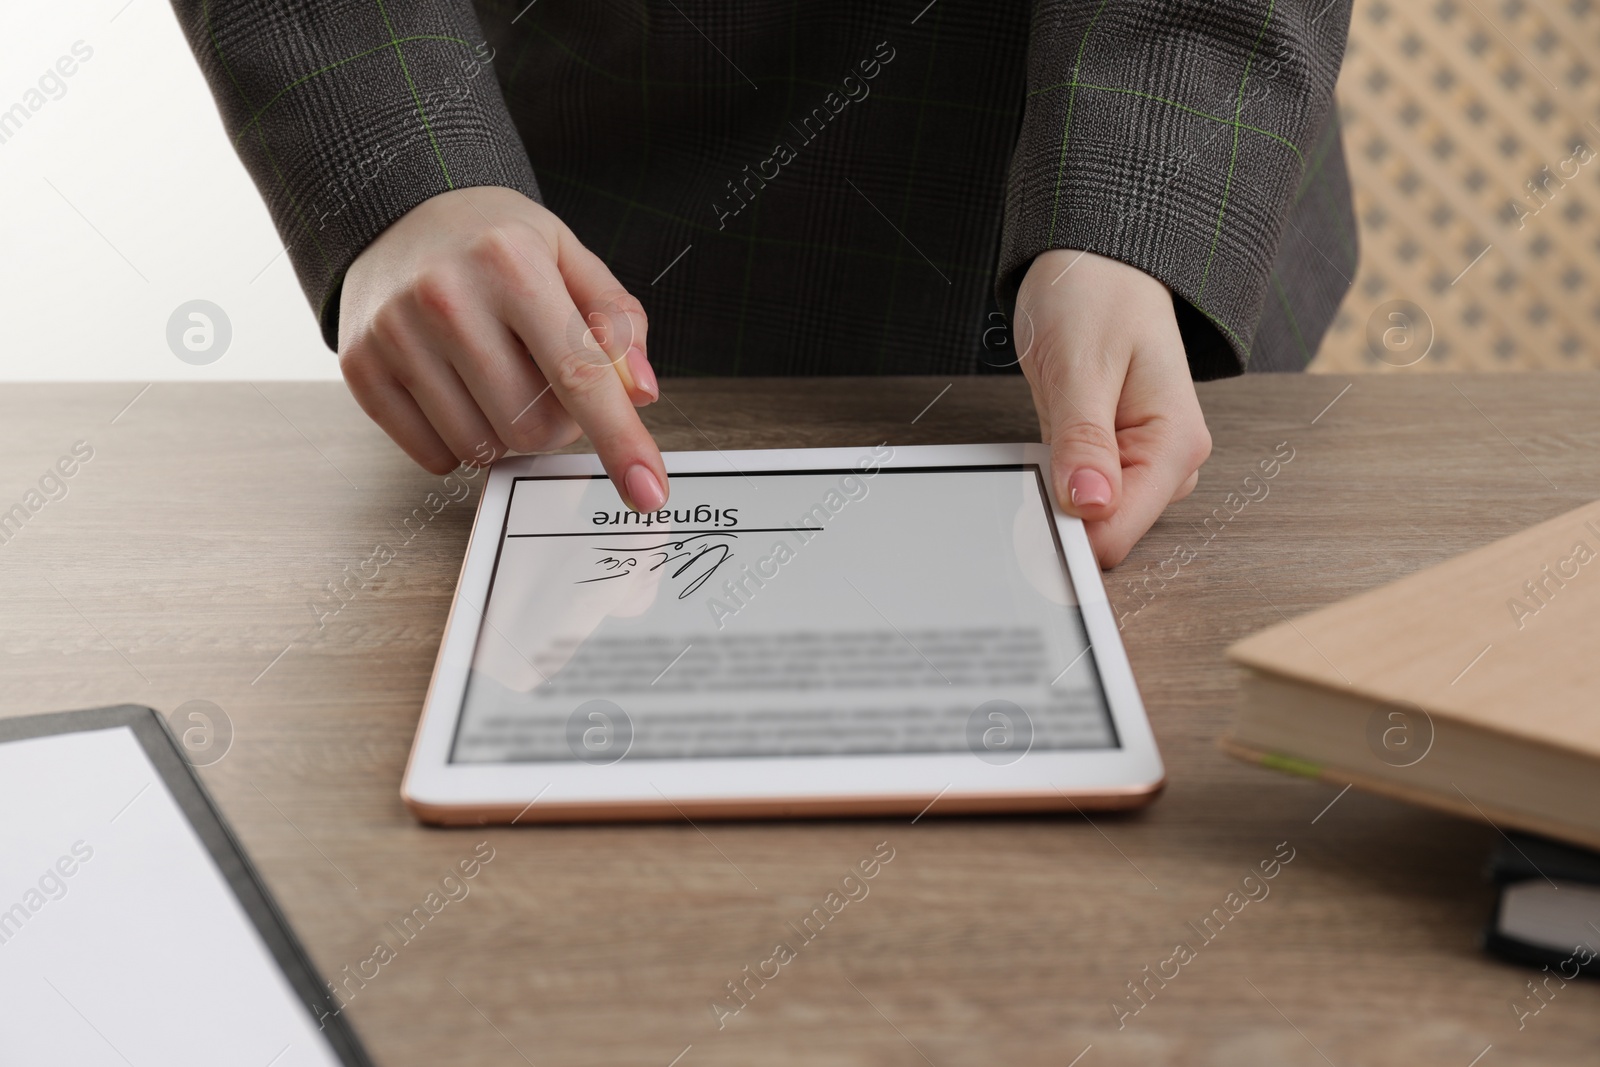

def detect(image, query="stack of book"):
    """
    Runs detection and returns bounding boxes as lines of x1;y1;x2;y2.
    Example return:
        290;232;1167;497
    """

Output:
1223;500;1600;970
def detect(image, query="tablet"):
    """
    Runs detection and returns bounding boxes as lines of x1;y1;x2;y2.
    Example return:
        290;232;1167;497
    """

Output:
403;443;1163;823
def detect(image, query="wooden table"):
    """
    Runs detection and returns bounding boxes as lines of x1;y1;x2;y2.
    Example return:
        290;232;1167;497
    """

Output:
2;375;1597;1066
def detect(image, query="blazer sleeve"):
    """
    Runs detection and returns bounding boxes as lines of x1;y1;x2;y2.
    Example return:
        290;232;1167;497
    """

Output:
169;0;542;349
996;0;1352;378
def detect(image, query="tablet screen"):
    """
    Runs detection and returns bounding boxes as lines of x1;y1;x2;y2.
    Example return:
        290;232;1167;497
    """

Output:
451;462;1117;763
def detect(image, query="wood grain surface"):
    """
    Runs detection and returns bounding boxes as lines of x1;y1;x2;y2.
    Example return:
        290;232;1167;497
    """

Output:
2;374;1598;1067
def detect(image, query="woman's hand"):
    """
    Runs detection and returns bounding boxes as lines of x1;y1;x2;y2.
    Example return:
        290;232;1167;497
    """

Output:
338;186;669;512
1016;249;1213;568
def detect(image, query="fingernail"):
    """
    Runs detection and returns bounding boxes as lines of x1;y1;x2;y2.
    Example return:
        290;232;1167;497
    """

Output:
624;464;666;512
626;345;658;401
1066;468;1112;510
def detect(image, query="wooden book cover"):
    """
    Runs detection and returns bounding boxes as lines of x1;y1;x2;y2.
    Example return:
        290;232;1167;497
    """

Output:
1225;499;1600;845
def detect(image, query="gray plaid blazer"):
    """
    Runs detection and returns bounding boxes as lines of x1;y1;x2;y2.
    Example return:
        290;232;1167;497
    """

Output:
173;0;1356;379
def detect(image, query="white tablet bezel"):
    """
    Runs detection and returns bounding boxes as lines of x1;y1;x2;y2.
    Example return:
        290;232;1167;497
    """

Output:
402;443;1163;823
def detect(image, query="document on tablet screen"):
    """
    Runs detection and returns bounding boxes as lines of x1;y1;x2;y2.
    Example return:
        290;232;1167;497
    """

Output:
451;463;1117;762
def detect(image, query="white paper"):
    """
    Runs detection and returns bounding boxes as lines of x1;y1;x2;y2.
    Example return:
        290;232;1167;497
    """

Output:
0;726;344;1067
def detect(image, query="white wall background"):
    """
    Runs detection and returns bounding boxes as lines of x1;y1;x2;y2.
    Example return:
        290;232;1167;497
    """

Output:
0;1;338;381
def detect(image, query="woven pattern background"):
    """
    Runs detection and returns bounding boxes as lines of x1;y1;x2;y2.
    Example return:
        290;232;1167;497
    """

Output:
1312;0;1600;372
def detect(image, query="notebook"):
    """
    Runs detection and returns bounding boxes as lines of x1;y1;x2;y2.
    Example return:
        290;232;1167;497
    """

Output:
1224;499;1600;851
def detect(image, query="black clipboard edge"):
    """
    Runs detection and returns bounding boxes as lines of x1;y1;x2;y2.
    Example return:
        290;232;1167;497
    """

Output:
0;705;374;1067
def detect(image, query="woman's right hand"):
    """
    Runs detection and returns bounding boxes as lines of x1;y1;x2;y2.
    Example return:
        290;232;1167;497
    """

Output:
337;186;670;512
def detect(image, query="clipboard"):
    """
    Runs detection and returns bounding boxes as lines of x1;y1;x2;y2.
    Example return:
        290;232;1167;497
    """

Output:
0;705;372;1066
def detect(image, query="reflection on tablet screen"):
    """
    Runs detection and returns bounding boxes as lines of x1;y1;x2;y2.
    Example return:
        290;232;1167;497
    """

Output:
450;464;1118;762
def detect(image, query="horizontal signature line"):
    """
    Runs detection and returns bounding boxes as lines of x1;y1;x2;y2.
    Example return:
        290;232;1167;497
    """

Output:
508;527;819;538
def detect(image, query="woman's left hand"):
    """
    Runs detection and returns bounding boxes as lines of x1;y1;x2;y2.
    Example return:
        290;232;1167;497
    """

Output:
1014;249;1213;568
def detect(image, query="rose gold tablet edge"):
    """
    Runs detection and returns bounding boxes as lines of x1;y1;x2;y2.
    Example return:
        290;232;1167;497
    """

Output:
402;776;1166;826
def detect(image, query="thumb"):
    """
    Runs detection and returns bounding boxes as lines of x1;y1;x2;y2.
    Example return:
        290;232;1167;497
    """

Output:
1044;365;1123;522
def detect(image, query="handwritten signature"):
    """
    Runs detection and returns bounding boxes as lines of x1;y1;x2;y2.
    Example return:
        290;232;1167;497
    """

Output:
577;533;736;599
